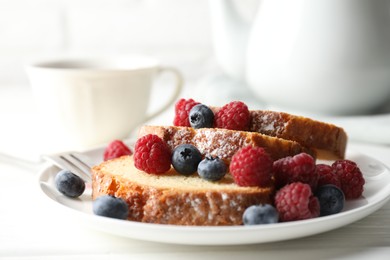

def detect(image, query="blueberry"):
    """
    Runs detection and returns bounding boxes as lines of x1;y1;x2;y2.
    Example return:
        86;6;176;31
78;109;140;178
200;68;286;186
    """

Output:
197;156;227;181
315;184;345;216
54;169;85;198
92;195;129;220
243;204;279;225
189;104;214;129
172;144;202;176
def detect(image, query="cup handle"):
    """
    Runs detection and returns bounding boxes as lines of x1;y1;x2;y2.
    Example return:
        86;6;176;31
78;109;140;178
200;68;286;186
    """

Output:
144;66;183;122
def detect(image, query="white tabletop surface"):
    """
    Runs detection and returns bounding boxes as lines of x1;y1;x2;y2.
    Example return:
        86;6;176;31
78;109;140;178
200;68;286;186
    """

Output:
1;83;390;259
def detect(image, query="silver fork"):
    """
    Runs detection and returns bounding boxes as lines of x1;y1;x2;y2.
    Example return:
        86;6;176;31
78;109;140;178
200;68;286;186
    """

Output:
42;152;93;182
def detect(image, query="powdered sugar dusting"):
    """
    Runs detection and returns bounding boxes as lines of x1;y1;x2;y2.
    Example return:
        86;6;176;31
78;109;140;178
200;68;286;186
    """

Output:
166;191;251;223
166;127;193;149
194;129;246;160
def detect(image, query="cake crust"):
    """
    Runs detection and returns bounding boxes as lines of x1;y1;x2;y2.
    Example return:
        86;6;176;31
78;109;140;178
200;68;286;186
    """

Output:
92;156;274;226
208;107;347;159
248;110;347;159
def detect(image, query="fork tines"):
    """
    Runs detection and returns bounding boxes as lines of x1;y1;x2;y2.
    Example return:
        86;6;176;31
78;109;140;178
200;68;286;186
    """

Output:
42;152;92;182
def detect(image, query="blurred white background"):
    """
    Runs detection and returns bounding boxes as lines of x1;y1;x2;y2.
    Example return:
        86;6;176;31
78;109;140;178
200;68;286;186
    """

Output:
0;0;259;160
0;0;262;115
0;0;216;87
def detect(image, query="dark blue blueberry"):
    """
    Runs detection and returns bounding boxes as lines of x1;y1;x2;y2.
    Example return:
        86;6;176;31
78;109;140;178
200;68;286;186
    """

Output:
243;204;279;225
197;156;227;181
316;184;345;216
189;104;215;129
92;195;129;220
172;144;202;176
54;169;85;198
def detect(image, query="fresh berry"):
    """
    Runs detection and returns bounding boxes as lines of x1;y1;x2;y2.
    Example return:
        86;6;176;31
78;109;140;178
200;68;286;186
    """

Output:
315;184;345;216
172;144;202;176
243;204;279;225
93;195;129;220
54;169;85;198
275;182;320;222
214;101;250;131
173;98;200;127
189;104;215;129
229;146;273;187
316;163;341;188
133;134;171;174
273;153;318;190
332;160;365;199
197;156;227;181
103;139;132;161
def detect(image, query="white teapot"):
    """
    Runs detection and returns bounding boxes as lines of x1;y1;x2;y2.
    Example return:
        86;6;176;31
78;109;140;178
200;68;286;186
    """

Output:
209;0;390;115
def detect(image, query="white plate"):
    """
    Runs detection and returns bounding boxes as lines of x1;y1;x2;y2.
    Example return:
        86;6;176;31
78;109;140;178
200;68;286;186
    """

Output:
37;149;390;245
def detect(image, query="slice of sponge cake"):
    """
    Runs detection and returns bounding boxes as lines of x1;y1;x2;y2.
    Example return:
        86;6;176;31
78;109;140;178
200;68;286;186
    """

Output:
138;125;315;161
211;108;347;159
92;155;274;226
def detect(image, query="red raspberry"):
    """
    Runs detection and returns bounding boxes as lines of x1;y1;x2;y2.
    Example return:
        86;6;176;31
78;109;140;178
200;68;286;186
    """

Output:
103;140;132;161
215;101;250;131
316;163;341;188
273;153;318;191
332;160;365;199
229;146;273;187
173;98;200;127
275;182;320;222
133;134;172;174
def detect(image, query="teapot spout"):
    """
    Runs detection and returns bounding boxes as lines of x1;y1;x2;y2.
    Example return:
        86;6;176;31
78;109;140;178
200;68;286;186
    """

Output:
209;0;250;81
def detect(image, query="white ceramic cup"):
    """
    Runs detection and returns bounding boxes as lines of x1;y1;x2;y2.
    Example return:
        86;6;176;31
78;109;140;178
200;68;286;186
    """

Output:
26;55;183;149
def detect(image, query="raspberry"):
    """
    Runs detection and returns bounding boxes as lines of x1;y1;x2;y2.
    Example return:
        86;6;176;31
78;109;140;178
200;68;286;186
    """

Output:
316;163;341;188
229;146;273;187
215;101;250;131
332;160;365;199
103;140;132;161
133;134;172;174
273;153;318;190
275;182;320;222
173;98;200;127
